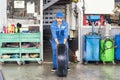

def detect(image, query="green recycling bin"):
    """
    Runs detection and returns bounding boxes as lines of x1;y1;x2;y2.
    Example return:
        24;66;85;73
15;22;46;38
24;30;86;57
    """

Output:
100;38;115;64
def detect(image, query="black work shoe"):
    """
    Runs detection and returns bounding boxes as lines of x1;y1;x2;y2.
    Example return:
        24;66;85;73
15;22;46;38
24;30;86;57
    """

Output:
67;68;71;71
51;68;56;72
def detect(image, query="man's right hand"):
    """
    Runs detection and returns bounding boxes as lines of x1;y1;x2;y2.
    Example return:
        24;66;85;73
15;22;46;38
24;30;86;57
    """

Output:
55;38;59;46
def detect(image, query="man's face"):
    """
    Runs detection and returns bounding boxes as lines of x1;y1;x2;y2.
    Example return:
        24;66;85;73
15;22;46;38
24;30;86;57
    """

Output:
55;18;63;25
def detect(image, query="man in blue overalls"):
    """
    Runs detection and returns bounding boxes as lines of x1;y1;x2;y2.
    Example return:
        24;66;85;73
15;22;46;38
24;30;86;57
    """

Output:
50;12;69;71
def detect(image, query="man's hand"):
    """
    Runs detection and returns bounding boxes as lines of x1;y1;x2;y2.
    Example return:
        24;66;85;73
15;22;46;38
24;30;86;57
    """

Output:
55;38;59;46
64;38;67;44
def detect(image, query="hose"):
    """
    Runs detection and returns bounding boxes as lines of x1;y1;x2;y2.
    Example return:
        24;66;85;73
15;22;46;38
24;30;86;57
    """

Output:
101;38;114;54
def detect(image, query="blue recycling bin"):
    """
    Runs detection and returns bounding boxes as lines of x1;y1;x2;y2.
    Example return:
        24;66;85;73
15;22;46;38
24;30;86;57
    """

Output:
84;35;100;62
115;35;120;60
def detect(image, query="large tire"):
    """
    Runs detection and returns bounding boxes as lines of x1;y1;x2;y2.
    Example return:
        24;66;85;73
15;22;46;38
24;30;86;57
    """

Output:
56;44;68;77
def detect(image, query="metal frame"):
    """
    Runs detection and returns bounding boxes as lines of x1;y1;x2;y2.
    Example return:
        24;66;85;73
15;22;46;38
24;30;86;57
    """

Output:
40;0;43;61
0;0;43;63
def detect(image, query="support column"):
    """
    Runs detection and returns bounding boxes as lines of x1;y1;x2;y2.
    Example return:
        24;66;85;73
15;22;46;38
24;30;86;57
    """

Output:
0;0;7;32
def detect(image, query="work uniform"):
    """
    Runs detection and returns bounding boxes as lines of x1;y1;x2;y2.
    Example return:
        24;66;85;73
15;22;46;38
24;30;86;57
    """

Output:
50;20;69;69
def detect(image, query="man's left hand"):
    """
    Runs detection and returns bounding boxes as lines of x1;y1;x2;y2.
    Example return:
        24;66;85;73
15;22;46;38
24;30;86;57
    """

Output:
64;38;67;44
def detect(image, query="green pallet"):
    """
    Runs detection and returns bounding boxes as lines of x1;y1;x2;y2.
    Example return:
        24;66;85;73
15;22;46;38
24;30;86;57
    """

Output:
21;33;40;38
0;58;20;61
21;38;40;42
1;39;20;42
21;58;41;61
21;47;40;53
21;33;40;42
1;33;20;42
1;48;20;53
0;58;20;62
1;33;20;38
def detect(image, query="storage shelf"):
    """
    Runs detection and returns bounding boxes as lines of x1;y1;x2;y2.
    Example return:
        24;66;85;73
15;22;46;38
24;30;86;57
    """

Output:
0;33;42;64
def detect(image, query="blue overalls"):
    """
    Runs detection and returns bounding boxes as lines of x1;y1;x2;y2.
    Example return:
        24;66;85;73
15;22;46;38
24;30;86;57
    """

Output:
50;20;69;69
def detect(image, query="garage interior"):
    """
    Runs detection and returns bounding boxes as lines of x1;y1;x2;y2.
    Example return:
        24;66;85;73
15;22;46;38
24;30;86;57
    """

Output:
0;0;120;80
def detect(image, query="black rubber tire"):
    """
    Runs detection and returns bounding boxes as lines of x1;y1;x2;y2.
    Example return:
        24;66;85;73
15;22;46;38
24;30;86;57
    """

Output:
56;44;68;77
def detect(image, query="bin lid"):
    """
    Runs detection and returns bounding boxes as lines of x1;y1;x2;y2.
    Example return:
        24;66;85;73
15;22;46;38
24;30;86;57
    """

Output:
86;15;100;22
85;35;100;39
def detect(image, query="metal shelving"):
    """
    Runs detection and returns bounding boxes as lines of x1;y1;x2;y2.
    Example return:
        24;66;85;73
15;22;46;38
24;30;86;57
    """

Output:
0;33;42;65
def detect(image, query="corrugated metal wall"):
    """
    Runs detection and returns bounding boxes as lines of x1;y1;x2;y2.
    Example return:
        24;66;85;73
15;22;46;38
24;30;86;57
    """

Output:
43;5;66;26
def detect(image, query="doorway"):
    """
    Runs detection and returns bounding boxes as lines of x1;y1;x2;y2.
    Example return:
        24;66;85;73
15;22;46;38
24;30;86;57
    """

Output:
43;4;66;62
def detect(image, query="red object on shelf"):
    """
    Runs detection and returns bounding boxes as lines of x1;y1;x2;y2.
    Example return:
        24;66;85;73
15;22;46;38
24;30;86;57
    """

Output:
83;14;104;26
3;27;8;34
11;24;15;33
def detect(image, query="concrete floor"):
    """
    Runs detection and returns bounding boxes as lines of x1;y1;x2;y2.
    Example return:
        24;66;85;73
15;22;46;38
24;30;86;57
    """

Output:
0;62;120;80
